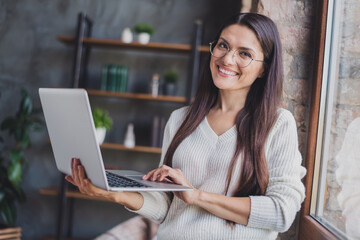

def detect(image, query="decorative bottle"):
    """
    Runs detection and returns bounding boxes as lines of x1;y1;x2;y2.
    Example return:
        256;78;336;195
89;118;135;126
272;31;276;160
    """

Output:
124;123;135;148
121;28;133;43
151;73;159;97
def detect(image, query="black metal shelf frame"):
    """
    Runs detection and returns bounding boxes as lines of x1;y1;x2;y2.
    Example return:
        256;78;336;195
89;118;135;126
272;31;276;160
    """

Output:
55;11;203;240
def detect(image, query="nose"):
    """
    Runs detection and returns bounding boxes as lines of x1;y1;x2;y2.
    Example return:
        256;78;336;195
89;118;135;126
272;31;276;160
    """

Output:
222;49;237;65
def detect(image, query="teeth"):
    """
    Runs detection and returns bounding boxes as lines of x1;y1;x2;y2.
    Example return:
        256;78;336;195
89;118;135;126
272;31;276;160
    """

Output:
219;67;237;76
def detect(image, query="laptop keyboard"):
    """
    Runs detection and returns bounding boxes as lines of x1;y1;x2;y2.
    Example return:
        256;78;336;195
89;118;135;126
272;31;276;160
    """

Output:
106;171;149;188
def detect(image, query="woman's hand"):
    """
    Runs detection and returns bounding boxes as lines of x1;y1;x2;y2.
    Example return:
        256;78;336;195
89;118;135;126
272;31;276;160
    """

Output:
65;158;144;210
65;158;113;201
142;165;200;205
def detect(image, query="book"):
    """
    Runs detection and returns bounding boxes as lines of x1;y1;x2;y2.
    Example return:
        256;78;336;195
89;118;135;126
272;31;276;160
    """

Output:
116;65;123;92
121;66;128;92
117;65;128;93
100;64;128;92
108;64;117;91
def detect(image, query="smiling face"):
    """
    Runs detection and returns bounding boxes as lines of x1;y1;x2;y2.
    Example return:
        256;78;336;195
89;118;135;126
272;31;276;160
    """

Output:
210;24;265;94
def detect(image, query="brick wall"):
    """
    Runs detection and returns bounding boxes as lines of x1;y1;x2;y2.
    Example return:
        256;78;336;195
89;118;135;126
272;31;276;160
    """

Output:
257;0;316;239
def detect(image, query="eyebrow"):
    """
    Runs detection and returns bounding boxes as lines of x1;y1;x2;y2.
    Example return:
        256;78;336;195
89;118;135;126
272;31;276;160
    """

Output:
219;37;257;54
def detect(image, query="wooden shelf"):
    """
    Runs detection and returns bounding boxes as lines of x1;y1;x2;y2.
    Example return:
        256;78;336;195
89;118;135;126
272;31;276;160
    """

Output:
100;143;162;154
0;227;21;240
39;187;111;202
47;140;162;154
39;235;89;240
87;89;187;103
57;35;209;53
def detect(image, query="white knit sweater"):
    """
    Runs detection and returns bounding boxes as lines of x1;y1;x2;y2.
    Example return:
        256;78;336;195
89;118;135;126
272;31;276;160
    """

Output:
129;107;306;240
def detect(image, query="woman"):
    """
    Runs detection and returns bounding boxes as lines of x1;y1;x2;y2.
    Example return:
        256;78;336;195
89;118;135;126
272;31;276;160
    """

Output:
67;13;306;239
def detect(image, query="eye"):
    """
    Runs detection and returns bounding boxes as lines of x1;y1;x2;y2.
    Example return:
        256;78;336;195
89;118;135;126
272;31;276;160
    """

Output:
239;51;252;59
217;42;229;50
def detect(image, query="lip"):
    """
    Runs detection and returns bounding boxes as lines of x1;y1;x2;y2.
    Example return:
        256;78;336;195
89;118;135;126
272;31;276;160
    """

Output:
217;65;239;77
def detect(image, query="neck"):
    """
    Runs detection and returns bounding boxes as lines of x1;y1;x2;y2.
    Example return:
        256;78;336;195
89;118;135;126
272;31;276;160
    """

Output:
215;89;248;112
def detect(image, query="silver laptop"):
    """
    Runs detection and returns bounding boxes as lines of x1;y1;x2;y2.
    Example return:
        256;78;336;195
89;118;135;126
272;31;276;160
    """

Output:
39;88;191;192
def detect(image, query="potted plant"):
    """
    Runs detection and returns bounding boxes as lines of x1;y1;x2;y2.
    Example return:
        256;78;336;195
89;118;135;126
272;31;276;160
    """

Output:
133;23;155;44
0;89;42;237
163;70;178;96
92;107;112;144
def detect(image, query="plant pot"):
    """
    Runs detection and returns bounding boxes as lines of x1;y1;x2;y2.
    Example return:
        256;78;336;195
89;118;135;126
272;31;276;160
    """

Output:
164;83;177;96
95;127;106;144
138;32;150;44
0;226;22;240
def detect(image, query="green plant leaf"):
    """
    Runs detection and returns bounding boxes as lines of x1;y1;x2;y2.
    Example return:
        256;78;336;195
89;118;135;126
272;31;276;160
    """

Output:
23;97;33;116
0;191;4;203
19;90;33;116
14;127;24;142
0;200;16;226
92;108;112;130
20;132;30;148
9;150;23;164
8;161;22;186
0;88;44;225
134;23;155;35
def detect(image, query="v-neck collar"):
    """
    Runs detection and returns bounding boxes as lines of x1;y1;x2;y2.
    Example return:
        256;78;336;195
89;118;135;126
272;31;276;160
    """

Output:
199;117;237;144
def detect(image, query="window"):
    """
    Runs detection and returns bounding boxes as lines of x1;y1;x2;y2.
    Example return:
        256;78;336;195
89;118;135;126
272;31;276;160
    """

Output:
299;0;360;239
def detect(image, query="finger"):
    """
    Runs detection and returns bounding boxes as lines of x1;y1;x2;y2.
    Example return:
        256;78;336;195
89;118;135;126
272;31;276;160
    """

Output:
146;167;163;180
72;158;80;184
159;168;190;186
78;165;88;189
151;165;171;181
150;168;164;181
142;169;157;180
160;176;174;183
65;175;75;185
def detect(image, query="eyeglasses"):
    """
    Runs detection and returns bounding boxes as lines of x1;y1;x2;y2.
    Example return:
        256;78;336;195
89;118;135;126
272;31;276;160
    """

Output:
209;40;264;68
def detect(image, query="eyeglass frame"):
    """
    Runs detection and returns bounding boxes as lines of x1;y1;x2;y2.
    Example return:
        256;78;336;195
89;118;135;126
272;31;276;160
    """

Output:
209;40;265;68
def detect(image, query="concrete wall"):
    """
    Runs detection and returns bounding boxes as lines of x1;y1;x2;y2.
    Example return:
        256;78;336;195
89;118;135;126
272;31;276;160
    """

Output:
0;0;317;239
0;0;241;239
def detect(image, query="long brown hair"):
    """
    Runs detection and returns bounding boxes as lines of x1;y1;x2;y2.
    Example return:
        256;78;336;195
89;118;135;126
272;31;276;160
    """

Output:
163;13;283;197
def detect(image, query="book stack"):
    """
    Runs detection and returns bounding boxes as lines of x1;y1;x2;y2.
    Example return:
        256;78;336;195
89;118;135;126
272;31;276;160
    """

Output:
151;116;167;148
101;64;128;92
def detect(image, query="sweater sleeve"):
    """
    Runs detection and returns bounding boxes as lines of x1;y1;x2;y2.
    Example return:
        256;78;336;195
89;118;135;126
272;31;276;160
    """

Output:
125;108;186;223
247;110;306;232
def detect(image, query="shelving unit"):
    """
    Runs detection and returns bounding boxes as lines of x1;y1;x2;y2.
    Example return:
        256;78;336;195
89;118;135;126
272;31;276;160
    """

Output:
86;89;187;103
100;143;161;154
57;35;209;53
40;187;111;202
40;12;206;240
39;235;89;240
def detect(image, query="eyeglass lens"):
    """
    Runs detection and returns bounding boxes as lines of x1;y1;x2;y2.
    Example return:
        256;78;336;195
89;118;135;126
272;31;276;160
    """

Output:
210;41;253;68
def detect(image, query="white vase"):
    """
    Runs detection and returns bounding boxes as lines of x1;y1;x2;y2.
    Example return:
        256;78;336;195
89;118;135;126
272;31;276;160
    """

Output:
124;123;135;148
121;27;133;43
138;32;150;44
95;127;106;145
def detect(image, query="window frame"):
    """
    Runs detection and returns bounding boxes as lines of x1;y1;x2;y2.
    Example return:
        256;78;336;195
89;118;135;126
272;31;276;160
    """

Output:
298;0;342;239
